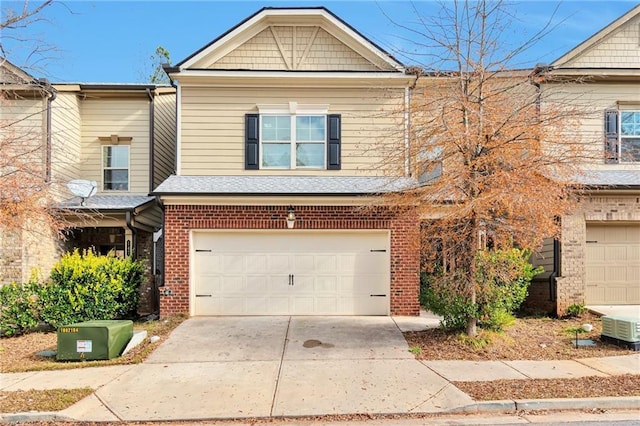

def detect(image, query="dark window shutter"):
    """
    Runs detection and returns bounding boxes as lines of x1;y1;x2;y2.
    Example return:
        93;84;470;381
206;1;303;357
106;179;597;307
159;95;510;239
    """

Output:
327;114;341;170
245;114;259;170
604;109;619;164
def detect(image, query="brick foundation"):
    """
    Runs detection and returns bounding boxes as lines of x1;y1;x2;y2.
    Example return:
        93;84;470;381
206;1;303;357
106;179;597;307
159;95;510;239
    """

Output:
161;205;420;317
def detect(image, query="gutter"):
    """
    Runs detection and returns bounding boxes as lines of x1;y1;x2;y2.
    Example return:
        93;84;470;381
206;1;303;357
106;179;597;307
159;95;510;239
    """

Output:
549;238;560;304
41;79;57;182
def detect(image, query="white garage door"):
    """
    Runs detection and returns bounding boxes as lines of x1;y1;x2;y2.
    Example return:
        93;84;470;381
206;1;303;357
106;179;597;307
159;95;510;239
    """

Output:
585;224;640;304
192;231;390;315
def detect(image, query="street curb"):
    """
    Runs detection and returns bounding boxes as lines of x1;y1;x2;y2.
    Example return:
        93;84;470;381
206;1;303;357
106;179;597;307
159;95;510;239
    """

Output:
444;396;640;415
446;400;516;414
2;397;638;423
514;396;640;411
0;412;73;423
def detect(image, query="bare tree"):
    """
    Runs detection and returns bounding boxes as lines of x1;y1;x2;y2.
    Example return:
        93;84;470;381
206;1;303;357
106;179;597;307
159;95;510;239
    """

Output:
1;1;66;240
1;0;57;73
381;0;592;336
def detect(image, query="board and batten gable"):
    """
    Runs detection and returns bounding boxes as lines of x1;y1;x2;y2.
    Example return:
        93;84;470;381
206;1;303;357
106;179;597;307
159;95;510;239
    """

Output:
79;97;150;194
210;26;390;71
179;86;406;176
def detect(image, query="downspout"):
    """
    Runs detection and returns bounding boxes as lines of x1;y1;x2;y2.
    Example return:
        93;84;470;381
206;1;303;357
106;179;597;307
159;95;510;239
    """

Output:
404;72;419;177
126;210;138;259
531;65;559;305
43;80;57;182
549;238;561;303
404;86;410;177
146;88;155;193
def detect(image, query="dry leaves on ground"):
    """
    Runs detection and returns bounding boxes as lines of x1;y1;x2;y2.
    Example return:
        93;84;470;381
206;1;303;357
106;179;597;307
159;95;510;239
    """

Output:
0;315;185;373
404;313;636;361
0;388;93;413
454;374;640;400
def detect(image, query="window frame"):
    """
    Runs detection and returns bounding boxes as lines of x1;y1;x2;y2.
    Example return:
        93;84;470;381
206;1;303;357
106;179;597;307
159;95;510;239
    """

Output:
257;103;328;170
619;110;640;163
102;144;130;192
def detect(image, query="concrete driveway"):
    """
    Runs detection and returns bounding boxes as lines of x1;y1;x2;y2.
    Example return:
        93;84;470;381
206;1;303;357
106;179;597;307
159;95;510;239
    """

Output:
94;316;473;421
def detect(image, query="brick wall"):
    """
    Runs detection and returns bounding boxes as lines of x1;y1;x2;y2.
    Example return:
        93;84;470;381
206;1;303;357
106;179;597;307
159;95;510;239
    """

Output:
557;194;640;314
161;205;420;317
0;224;68;285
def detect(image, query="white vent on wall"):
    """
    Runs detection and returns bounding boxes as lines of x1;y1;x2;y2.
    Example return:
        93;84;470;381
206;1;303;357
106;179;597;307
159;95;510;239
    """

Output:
601;316;640;342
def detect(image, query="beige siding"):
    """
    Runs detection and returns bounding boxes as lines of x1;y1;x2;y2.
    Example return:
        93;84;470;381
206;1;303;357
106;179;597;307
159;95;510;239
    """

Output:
179;86;405;176
51;92;81;196
542;82;640;168
562;14;640;68
0;95;46;175
153;91;176;188
80;98;150;194
213;26;384;71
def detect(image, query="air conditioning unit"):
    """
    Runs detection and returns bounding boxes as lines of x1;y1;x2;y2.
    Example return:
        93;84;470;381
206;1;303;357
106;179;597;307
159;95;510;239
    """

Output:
601;316;640;351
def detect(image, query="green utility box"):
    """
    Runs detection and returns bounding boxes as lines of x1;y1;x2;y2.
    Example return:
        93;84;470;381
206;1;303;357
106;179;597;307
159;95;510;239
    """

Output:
57;320;133;361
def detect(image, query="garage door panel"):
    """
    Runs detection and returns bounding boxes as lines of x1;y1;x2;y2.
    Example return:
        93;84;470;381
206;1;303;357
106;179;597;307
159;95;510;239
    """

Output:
316;276;338;292
316;255;337;272
222;255;244;273
194;296;221;315
220;276;244;292
193;231;390;315
269;255;291;271
316;297;339;313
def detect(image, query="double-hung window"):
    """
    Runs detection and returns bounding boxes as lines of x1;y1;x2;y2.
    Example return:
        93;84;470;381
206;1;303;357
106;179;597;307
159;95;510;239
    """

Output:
245;103;341;170
262;114;326;168
102;145;129;191
620;111;640;162
604;109;640;163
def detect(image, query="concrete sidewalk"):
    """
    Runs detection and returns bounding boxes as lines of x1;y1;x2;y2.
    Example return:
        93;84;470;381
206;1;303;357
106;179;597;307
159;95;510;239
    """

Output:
1;314;639;423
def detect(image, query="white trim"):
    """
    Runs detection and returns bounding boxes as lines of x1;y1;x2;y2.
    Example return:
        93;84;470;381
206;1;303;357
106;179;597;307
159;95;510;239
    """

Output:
257;102;329;115
101;145;130;192
159;195;380;206
176;84;182;175
404;87;410;177
175;70;406;79
259;112;327;169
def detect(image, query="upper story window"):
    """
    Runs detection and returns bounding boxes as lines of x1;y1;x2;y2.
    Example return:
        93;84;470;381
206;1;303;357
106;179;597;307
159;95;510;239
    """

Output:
604;109;640;163
262;115;326;168
245;102;341;171
103;145;129;191
620;111;640;162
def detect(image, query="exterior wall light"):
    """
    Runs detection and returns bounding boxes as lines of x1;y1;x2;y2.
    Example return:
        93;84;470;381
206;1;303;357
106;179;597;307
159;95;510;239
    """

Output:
286;206;296;229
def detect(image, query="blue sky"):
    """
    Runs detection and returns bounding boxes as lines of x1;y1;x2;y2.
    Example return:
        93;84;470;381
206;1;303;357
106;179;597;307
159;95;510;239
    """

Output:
2;1;638;83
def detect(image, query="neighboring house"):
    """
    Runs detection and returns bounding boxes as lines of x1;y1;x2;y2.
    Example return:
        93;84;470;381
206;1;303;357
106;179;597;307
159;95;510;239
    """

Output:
0;59;176;315
155;7;420;317
528;5;640;314
0;60;60;285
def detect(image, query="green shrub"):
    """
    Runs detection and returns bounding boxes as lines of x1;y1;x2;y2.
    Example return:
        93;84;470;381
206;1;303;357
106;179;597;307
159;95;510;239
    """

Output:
420;271;477;330
420;248;542;332
40;250;143;328
0;278;44;336
565;303;586;318
474;248;541;331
